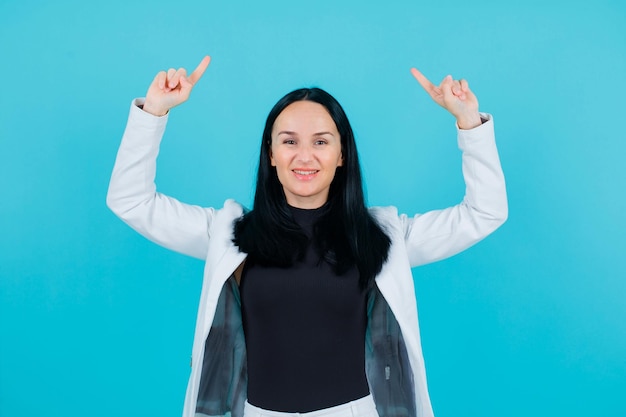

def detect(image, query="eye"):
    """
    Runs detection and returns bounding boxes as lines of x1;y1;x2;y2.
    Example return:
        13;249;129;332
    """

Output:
314;139;328;145
283;139;296;145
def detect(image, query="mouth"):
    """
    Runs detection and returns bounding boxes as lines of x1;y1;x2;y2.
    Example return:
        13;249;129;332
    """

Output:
292;169;319;180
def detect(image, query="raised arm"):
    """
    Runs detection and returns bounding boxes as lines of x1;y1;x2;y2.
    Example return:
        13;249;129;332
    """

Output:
106;56;216;260
400;69;508;267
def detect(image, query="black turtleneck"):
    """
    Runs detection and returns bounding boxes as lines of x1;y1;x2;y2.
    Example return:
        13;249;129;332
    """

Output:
239;205;369;412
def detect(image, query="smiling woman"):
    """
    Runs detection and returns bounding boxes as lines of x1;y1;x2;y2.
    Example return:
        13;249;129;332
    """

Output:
106;56;507;417
234;87;391;293
270;100;343;209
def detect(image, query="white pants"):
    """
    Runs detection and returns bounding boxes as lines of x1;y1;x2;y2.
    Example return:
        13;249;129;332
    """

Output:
243;395;379;417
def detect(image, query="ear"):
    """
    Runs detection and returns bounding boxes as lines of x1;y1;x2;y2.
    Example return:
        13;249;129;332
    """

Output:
337;152;343;167
270;147;276;167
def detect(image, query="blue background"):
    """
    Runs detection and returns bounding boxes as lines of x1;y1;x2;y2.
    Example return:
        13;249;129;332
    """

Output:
1;0;625;416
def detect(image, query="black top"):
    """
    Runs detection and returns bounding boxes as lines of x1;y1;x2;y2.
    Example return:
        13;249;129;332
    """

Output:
240;205;369;412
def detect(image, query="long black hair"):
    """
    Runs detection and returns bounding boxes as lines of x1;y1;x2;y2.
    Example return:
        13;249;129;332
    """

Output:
233;87;390;290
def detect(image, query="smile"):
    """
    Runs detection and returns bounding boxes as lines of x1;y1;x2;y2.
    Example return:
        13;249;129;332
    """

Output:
293;170;319;175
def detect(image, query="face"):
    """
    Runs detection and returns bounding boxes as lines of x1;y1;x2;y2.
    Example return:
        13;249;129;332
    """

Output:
270;100;343;209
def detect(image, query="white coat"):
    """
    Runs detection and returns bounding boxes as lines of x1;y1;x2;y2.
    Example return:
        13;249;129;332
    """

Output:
107;100;508;417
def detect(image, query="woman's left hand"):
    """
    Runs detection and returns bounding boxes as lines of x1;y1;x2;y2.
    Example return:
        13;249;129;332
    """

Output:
411;68;482;130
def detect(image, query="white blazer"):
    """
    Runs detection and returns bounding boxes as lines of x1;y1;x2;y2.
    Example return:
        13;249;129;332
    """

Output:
107;100;508;417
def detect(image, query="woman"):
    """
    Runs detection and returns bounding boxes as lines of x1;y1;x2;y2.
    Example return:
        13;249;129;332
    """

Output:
107;56;507;417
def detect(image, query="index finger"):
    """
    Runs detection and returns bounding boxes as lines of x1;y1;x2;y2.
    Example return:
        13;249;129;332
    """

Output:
410;67;438;97
188;55;211;85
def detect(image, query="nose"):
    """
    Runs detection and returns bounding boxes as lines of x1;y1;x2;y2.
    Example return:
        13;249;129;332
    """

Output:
296;143;314;164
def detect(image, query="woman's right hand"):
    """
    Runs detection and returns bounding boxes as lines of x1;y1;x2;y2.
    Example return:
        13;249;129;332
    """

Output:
142;56;211;116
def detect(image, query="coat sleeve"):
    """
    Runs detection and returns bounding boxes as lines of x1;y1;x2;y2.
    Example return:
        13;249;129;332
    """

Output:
106;99;214;260
399;114;508;268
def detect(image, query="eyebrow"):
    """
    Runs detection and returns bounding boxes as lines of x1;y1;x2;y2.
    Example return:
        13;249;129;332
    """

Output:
276;130;335;137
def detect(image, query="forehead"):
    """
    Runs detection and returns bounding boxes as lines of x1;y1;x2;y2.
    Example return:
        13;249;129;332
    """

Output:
272;101;338;135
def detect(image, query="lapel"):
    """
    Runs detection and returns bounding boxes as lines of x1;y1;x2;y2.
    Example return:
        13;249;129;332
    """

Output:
198;200;248;336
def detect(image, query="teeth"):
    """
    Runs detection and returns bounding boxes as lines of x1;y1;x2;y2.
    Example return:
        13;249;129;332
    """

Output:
294;170;317;175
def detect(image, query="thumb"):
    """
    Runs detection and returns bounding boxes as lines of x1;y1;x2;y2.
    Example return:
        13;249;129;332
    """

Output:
441;74;454;90
441;75;456;101
180;75;192;89
179;75;194;98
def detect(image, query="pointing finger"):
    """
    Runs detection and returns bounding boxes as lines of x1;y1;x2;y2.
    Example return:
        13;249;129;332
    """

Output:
189;55;211;85
411;67;441;97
